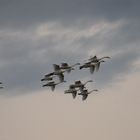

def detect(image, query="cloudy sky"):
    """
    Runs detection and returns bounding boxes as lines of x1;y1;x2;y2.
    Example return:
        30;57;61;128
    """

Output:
0;0;140;140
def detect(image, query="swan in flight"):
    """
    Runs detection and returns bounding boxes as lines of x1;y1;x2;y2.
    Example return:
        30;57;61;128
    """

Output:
43;64;67;82
79;60;105;74
78;89;98;100
42;81;66;91
60;63;80;73
64;85;79;99
72;80;93;91
53;64;68;82
88;55;110;63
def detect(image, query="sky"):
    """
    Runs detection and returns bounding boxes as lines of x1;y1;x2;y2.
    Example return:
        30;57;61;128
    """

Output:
0;0;140;140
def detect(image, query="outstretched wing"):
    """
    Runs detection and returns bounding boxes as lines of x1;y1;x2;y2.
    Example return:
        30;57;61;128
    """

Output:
72;92;77;99
90;65;95;74
48;81;55;84
58;73;64;82
89;55;97;61
92;55;97;59
82;94;88;101
53;64;60;72
96;62;100;71
50;85;55;91
45;73;54;77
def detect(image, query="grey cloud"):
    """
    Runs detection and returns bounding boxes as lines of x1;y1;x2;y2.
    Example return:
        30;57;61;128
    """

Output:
93;51;140;89
0;0;140;95
72;20;140;54
0;24;139;95
0;0;139;28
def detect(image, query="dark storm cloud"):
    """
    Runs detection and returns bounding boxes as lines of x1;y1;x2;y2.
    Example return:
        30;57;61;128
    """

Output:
0;0;139;28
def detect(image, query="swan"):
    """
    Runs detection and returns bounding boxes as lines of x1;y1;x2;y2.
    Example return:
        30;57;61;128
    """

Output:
78;89;98;100
42;81;66;91
72;80;93;91
88;55;110;63
44;65;66;82
61;63;80;73
53;64;69;82
64;85;79;99
79;60;105;74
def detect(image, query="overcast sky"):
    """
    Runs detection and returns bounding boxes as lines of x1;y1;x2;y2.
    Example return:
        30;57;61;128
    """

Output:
0;0;140;140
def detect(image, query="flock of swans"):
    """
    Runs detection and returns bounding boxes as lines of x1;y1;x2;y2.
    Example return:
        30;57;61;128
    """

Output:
41;55;111;101
0;55;110;100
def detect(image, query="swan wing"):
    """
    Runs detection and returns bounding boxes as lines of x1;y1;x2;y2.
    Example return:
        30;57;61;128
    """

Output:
66;68;71;73
82;94;88;101
51;85;55;91
58;73;64;82
72;92;77;99
90;65;95;74
45;73;54;77
96;62;100;71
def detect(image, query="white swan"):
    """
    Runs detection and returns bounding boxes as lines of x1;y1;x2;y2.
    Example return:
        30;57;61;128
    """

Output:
42;81;66;91
44;64;66;83
88;55;110;63
72;80;93;91
79;60;105;74
64;85;79;99
78;89;98;100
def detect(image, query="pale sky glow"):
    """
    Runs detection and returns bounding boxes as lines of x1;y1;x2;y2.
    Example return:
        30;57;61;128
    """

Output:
0;0;140;140
0;71;140;140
